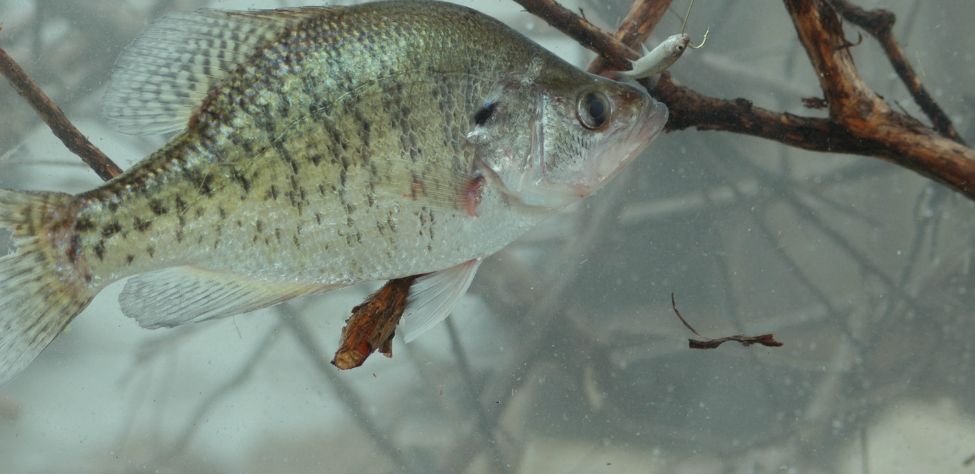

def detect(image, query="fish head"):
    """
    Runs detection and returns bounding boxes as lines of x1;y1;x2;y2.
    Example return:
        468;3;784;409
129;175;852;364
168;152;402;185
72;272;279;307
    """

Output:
470;71;668;210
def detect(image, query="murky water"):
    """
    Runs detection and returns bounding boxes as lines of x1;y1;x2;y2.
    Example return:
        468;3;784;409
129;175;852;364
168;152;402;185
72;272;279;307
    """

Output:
2;1;975;472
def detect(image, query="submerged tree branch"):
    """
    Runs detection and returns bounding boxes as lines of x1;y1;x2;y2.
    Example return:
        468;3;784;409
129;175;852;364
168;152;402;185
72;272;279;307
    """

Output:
826;0;964;144
0;46;122;180
514;0;975;201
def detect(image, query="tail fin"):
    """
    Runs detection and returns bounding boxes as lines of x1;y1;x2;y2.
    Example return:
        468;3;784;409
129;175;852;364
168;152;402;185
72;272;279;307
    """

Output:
0;189;94;385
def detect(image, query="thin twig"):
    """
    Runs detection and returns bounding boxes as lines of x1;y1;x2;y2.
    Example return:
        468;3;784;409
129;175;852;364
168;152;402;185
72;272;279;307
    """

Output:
0;46;123;180
280;307;416;472
156;321;283;463
445;318;510;474
587;0;673;74
671;293;783;349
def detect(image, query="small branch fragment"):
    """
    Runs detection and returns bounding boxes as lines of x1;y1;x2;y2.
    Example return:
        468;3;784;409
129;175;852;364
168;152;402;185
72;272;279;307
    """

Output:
332;275;419;369
671;293;783;349
0;47;123;180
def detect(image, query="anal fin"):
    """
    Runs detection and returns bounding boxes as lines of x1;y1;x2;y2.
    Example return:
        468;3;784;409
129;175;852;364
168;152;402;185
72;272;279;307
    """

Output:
119;266;333;329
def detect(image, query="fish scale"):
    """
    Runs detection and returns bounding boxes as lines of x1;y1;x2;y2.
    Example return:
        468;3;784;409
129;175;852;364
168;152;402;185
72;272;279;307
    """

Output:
0;1;668;384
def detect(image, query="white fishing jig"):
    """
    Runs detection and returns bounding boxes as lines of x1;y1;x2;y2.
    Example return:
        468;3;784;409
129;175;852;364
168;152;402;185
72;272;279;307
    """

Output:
619;0;709;80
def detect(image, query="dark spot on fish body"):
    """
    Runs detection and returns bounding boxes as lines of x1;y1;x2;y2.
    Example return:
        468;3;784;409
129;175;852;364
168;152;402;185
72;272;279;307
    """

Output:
202;174;216;196
126;255;135;265
231;170;252;195
195;207;205;219
68;234;82;264
267;185;279;201
75;217;95;233
292;234;301;249
256;220;264;233
175;196;188;214
101;222;122;239
197;234;205;245
310;154;324;166
133;217;152;232
149;199;168;216
274;228;283;243
146;246;155;258
94;241;106;261
175;230;184;243
218;207;227;219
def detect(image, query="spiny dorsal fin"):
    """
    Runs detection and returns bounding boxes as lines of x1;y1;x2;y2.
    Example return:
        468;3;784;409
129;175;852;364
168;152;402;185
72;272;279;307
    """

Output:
101;7;333;135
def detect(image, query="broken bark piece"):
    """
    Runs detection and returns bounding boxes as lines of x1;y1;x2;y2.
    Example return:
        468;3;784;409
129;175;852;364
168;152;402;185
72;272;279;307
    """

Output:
332;275;420;369
671;293;783;350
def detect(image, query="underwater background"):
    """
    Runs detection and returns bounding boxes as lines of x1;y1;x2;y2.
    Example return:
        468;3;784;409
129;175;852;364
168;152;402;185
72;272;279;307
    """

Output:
2;0;975;472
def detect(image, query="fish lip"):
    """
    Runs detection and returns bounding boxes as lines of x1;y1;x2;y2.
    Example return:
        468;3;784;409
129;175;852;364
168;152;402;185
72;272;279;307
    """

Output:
591;96;668;184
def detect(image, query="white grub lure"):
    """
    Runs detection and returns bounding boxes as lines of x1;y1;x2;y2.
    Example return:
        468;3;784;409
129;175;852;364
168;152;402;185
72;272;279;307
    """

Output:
0;1;669;384
619;0;709;80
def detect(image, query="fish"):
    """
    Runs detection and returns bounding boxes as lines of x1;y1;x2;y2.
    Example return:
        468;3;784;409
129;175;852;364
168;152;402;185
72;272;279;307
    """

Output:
0;0;667;384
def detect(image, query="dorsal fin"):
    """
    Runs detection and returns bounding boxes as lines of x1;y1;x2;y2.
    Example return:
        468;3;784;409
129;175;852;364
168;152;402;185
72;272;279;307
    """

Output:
101;7;333;135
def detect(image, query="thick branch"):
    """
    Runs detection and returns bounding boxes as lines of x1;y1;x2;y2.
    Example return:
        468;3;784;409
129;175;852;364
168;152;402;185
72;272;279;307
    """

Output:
826;0;964;144
783;0;975;198
0;47;122;181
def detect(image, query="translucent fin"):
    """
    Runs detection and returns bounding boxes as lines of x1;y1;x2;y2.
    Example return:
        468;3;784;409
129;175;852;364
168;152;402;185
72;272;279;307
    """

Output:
101;7;332;135
0;189;93;385
400;258;482;343
118;266;332;329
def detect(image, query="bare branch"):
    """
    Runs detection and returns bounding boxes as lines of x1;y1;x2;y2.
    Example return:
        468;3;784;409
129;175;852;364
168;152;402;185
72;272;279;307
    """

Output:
0;46;123;180
826;0;965;144
509;0;975;201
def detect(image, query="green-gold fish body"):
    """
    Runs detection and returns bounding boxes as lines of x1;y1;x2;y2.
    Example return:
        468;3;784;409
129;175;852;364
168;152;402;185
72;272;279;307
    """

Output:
0;1;667;384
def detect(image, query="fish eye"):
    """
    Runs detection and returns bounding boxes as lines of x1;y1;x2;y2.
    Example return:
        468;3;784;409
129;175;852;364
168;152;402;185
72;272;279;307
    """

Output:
576;91;612;130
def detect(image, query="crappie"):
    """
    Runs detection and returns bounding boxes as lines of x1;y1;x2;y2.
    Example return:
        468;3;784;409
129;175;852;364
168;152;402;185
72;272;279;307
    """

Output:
0;0;667;384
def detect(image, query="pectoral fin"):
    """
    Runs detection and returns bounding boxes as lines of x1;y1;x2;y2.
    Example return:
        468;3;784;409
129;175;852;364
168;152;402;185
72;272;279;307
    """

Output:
119;266;334;328
400;258;482;342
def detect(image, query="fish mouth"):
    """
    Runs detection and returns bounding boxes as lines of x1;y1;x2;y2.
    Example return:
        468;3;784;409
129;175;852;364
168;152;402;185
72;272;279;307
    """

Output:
593;97;669;183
